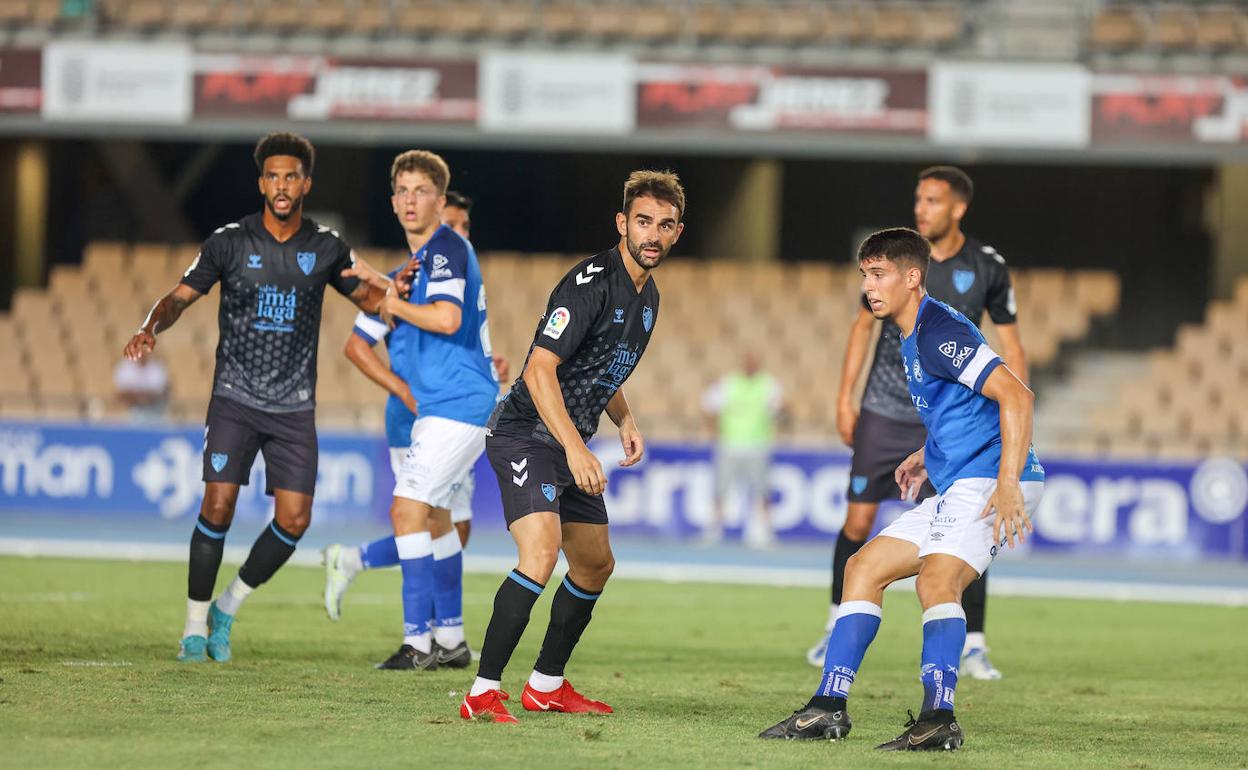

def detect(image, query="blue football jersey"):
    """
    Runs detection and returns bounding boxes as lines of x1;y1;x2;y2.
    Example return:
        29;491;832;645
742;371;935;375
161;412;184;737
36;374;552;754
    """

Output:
899;296;1044;493
390;225;497;427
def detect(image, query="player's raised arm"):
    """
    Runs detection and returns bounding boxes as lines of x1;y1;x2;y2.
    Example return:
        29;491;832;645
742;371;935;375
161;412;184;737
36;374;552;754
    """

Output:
836;304;878;446
606;388;644;467
524;347;607;495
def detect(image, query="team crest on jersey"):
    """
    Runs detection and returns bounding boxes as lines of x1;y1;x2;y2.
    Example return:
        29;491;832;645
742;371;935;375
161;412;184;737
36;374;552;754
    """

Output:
211;453;228;472
642;306;654;332
541;483;556;502
543;307;571;340
297;252;316;275
851;475;868;494
952;269;975;294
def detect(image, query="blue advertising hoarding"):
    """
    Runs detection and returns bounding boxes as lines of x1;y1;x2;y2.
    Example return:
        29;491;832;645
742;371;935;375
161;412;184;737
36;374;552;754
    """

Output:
2;422;1245;560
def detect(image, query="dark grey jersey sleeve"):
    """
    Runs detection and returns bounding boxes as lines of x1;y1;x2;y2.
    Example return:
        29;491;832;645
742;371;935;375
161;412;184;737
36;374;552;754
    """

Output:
983;249;1017;325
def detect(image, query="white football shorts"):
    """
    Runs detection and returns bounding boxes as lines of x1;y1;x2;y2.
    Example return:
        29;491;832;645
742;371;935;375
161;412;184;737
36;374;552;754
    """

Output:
877;477;1045;575
391;415;486;522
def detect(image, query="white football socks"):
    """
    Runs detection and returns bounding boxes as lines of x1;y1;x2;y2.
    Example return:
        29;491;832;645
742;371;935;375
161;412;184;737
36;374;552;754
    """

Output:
183;599;210;639
826;602;839;632
528;670;564;693
964;631;987;653
214;576;254;617
434;625;465;649
404;632;432;654
470;677;501;697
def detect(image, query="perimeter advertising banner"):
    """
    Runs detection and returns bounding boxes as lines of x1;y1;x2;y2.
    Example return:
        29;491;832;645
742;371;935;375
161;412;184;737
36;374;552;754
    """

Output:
636;63;927;133
193;53;478;123
2;423;1245;560
1092;73;1248;144
0;49;41;114
42;41;193;124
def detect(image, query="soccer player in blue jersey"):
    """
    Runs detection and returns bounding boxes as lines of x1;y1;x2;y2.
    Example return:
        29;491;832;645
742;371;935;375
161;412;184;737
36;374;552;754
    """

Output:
321;192;506;624
760;227;1044;750
338;152;500;671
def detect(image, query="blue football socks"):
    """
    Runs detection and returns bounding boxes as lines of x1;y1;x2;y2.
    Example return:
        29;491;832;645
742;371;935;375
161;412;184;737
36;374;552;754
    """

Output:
396;532;434;652
919;603;966;717
360;536;399;569
812;600;882;708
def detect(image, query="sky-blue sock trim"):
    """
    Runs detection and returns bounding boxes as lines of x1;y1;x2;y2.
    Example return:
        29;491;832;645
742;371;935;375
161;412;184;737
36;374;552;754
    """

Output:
562;576;600;601
269;521;297;547
508;570;544;595
195;520;226;540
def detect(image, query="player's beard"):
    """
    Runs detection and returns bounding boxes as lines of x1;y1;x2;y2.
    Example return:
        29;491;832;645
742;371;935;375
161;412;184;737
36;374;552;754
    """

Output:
266;192;302;221
626;236;668;270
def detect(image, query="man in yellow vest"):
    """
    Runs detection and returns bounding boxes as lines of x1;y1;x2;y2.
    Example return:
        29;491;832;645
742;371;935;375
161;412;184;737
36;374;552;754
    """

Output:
702;351;784;547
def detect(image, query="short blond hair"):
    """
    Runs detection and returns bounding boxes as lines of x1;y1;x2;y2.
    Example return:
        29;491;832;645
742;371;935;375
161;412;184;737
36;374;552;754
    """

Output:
390;150;450;195
623;170;686;221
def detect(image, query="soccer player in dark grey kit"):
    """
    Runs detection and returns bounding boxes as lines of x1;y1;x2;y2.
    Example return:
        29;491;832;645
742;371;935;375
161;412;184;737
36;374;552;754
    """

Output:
808;166;1027;680
123;132;398;663
459;171;684;724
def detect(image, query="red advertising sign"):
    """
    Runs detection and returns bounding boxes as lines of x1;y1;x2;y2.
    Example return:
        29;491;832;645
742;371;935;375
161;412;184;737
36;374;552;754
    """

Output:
1092;74;1248;144
194;54;477;122
637;64;926;133
0;49;41;114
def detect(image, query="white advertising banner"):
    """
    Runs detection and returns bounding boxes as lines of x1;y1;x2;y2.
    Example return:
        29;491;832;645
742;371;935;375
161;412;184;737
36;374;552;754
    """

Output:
42;41;192;124
928;61;1090;147
478;51;634;135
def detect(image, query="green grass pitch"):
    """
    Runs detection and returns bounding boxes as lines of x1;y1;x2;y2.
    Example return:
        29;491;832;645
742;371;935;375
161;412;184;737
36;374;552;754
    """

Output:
2;556;1245;769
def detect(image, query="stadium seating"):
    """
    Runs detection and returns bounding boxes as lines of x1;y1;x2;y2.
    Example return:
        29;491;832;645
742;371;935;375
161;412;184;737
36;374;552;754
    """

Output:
0;242;1127;451
1089;2;1248;55
1057;275;1248;460
0;0;969;55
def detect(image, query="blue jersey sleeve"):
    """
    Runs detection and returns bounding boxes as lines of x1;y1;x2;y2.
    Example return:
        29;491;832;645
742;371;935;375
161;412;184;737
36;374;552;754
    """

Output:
917;314;1003;394
425;236;468;307
352;310;389;345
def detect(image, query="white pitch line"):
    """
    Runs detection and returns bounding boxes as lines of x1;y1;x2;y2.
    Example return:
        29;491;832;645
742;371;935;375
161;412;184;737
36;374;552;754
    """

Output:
1;538;1245;607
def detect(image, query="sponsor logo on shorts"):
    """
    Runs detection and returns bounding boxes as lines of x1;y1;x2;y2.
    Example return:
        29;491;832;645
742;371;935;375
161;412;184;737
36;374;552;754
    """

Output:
541;483;556;502
210;453;228;472
543;307;570;340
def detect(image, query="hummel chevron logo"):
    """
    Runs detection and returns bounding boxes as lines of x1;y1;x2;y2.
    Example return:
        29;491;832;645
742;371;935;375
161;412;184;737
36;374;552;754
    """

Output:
575;263;604;285
510;458;527;472
512;471;528;486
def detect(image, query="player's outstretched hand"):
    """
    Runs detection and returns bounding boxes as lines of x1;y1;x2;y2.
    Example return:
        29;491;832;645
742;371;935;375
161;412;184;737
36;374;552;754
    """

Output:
837;402;859;447
567;443;607;496
980;479;1031;549
124;329;156;361
341;261;390;292
393;255;420;299
618;419;644;467
894;449;927;501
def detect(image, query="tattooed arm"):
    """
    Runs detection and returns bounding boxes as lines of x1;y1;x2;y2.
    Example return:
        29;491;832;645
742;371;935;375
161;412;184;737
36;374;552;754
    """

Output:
123;284;203;361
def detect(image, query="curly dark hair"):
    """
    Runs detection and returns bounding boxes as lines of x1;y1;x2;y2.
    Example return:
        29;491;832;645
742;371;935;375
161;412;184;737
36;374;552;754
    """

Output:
254;132;315;176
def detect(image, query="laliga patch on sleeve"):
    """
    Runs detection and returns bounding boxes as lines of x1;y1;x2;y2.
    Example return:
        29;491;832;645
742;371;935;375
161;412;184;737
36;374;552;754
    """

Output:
543;307;571;340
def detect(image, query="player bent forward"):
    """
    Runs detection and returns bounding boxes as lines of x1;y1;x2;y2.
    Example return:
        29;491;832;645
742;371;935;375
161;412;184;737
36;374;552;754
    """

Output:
460;171;684;723
760;228;1045;750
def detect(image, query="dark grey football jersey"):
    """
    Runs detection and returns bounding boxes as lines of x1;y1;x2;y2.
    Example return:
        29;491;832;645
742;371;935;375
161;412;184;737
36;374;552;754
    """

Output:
861;234;1016;423
180;212;359;412
489;248;659;448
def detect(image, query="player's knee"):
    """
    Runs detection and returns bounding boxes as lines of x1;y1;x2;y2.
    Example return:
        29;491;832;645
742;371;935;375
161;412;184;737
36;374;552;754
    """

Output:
199;495;236;528
914;571;960;608
589;553;615;584
844;551;887;592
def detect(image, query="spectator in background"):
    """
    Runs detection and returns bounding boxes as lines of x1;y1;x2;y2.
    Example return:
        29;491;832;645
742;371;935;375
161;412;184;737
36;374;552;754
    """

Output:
702;351;784;548
114;352;169;422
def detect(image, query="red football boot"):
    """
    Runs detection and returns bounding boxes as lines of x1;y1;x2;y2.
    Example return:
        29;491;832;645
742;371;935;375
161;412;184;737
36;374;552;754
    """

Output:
460;689;519;724
521;680;614;714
